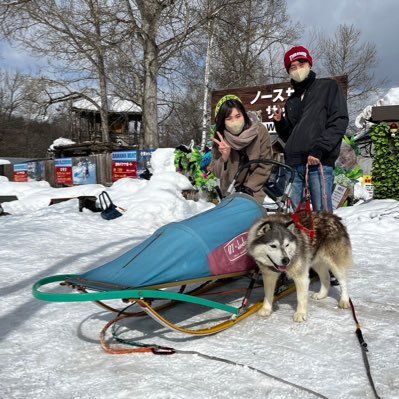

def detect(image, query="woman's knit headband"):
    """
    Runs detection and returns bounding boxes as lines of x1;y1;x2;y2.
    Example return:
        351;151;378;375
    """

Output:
215;94;242;117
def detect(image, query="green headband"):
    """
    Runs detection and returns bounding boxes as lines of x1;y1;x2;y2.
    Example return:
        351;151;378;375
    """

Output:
215;94;242;117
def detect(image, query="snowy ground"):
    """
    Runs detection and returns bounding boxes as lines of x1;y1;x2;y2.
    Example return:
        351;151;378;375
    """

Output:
0;149;398;399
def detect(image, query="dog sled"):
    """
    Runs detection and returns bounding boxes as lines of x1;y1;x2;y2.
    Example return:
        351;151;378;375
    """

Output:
32;160;297;350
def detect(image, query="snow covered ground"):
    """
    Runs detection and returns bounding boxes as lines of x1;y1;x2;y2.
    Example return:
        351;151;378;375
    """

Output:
0;148;398;399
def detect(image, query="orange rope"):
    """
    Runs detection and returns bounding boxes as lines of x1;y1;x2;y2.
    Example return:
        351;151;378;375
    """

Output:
100;314;155;354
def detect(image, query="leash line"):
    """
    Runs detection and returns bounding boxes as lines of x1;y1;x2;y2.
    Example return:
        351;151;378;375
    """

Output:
103;325;328;398
317;164;329;211
101;290;328;398
173;348;328;399
292;162;330;239
303;163;329;212
349;298;382;399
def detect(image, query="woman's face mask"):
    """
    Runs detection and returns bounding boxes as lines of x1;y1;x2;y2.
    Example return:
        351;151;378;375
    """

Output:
225;109;245;135
289;64;311;83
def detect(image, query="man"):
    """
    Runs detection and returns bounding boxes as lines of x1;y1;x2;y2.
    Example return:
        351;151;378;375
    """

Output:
273;46;349;211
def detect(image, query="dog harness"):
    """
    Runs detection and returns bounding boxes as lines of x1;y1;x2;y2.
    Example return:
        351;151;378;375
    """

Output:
292;197;316;240
291;164;317;240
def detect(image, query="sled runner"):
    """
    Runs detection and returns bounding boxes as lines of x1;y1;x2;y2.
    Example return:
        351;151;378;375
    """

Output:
32;161;296;339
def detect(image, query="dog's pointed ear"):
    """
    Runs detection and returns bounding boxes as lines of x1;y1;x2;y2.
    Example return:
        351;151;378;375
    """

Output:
256;221;272;236
285;220;296;232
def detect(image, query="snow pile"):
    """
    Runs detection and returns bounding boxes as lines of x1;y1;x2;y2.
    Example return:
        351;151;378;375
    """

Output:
48;137;76;151
0;148;398;399
1;148;208;221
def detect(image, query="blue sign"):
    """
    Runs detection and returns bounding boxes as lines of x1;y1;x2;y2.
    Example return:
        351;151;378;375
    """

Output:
55;158;72;167
137;149;155;177
14;163;28;172
112;151;137;162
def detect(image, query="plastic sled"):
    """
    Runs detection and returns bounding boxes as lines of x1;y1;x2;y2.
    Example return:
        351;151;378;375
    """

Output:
34;194;286;335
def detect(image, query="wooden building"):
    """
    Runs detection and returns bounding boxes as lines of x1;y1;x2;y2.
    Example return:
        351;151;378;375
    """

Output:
71;95;142;148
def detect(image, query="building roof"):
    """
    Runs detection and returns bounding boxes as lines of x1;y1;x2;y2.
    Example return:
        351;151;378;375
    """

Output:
72;96;141;114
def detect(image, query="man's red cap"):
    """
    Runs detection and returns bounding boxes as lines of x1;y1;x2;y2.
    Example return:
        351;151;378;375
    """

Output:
284;46;313;72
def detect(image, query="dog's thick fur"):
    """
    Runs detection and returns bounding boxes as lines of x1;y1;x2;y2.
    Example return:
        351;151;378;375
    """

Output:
247;212;352;322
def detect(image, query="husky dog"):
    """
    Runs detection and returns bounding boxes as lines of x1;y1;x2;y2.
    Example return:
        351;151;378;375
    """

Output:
247;212;352;322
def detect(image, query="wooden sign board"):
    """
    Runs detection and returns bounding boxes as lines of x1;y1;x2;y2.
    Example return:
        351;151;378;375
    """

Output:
211;75;348;133
331;184;351;209
371;105;399;122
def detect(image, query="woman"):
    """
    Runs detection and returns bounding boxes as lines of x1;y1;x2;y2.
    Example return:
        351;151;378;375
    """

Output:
210;94;273;204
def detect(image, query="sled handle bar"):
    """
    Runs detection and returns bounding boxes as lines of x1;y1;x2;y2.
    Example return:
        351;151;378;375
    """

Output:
227;159;295;197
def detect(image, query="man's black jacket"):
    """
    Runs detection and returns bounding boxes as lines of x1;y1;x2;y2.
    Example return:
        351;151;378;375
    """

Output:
274;72;349;167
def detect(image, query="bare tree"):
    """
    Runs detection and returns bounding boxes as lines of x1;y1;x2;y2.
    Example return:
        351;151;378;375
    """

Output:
160;0;299;148
313;24;385;101
0;0;125;143
154;31;208;147
0;68;72;158
211;0;299;89
0;70;53;137
200;18;215;150
0;71;28;120
116;0;240;148
309;24;387;131
1;0;299;150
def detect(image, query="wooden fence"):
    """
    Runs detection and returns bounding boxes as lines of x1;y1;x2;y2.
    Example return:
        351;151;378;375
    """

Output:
1;153;114;187
0;164;14;181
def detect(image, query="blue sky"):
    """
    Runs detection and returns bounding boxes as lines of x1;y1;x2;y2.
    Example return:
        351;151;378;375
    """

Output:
0;41;47;74
1;0;398;90
287;0;399;88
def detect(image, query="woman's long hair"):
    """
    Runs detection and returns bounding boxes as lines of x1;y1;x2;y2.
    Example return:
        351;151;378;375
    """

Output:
215;99;252;136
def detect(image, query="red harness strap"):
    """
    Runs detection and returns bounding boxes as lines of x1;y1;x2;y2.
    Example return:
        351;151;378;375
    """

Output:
292;164;316;240
292;198;315;240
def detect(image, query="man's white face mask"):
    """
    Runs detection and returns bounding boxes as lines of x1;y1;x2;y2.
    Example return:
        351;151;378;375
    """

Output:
289;64;311;83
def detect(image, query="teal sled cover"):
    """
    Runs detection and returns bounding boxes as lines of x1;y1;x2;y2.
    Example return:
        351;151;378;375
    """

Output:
66;193;265;290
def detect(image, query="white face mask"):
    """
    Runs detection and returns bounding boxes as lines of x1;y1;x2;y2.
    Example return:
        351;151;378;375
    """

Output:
225;119;245;135
289;65;311;82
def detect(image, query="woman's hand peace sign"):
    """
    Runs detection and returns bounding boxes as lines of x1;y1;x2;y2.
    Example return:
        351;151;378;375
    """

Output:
211;131;231;162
